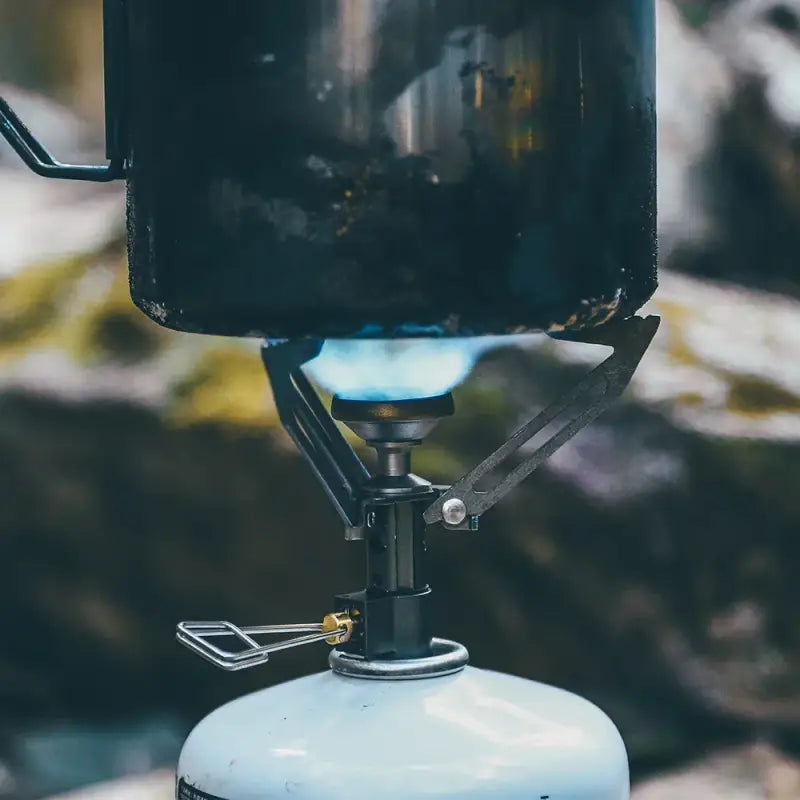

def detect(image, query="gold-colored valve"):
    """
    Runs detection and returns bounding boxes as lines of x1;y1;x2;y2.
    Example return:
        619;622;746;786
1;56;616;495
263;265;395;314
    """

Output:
321;612;353;646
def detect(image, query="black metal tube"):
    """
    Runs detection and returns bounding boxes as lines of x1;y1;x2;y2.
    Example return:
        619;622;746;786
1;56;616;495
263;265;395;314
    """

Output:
365;498;428;595
375;447;413;478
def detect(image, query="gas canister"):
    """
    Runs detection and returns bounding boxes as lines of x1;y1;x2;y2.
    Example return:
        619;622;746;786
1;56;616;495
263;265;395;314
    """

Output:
177;666;629;800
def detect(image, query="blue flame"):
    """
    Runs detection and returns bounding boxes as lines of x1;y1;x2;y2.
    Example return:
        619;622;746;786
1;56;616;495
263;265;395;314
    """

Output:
305;337;529;401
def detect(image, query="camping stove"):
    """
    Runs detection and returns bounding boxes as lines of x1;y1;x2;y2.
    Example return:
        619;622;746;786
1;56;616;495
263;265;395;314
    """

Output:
0;1;659;795
175;316;659;800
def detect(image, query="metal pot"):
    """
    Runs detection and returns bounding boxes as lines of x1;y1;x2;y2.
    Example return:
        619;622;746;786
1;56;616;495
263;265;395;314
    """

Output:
1;0;657;340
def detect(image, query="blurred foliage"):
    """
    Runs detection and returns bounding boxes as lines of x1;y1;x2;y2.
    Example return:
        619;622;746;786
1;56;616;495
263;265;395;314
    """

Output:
168;347;277;429
0;257;87;358
0;0;103;122
0;247;172;367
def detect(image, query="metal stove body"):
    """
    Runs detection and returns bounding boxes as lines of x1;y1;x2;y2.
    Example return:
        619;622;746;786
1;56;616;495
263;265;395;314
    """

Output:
175;318;658;800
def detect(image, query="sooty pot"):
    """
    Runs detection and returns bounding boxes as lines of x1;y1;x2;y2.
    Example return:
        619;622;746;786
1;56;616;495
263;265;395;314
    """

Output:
0;0;657;340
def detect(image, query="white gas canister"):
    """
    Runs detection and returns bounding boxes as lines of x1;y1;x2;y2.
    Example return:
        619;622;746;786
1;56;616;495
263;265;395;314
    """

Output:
177;662;629;800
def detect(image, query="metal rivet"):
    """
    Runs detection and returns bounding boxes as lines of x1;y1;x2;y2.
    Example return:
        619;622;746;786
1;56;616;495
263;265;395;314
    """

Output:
344;526;365;541
441;498;467;526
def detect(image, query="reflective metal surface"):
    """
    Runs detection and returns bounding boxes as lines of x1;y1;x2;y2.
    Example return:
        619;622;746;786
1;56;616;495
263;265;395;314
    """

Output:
178;666;630;799
329;638;469;680
127;0;657;339
331;393;455;444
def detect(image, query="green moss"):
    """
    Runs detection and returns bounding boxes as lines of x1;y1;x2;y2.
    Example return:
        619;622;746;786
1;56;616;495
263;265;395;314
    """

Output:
653;299;692;327
650;299;701;367
0;245;158;369
727;375;800;417
66;266;166;365
168;346;279;428
412;444;469;483
0;256;87;359
676;392;706;408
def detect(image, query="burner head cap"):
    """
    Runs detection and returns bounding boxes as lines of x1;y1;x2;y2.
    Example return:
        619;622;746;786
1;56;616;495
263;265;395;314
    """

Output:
331;393;454;445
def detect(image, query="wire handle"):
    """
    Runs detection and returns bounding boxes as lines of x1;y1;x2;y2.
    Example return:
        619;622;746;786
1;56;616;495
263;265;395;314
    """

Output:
0;0;127;182
0;97;123;182
176;614;353;672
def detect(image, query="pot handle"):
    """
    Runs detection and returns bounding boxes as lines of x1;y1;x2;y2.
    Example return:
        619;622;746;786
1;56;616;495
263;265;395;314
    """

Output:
0;0;126;182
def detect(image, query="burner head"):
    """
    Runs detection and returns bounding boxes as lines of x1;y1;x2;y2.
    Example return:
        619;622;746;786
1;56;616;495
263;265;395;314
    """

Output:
331;393;455;445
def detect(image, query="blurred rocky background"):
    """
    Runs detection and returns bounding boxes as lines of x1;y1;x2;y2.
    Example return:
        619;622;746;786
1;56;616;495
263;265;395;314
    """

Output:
1;0;800;798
